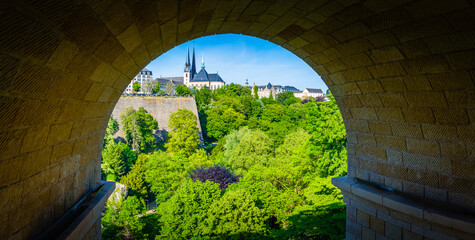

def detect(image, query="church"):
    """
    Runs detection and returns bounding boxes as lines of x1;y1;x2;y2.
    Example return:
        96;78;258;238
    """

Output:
184;44;225;90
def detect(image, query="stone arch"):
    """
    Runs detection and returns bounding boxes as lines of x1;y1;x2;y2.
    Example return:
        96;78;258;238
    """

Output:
0;0;474;239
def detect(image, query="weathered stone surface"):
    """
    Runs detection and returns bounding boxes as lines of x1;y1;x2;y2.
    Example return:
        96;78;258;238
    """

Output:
111;96;203;143
0;1;473;239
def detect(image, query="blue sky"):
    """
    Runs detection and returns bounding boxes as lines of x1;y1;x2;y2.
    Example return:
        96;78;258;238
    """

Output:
145;34;327;91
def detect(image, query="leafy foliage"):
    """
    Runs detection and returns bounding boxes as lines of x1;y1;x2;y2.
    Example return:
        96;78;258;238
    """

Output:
144;151;188;202
190;165;241;190
152;81;161;94
203;189;266;239
121;154;149;199
276;91;301;106
175;84;192;95
207;105;246;139
101;142;137;179
223;128;273;174
102;84;348;240
132;81;141;92
102;192;159;240
120;107;158;152
157;180;222;239
165;108;200;157
142;79;156;94
164;80;175;95
104;115;119;147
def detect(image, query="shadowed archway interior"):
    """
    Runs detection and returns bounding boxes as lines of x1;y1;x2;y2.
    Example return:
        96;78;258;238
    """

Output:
0;0;474;239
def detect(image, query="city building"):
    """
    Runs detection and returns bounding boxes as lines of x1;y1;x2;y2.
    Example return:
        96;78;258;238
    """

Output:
124;68;153;94
252;82;300;99
294;88;325;100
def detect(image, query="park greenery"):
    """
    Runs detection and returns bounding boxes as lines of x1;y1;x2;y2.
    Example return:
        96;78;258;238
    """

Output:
101;84;347;240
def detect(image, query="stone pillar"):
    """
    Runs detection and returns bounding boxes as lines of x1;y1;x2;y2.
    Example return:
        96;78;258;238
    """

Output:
333;177;475;240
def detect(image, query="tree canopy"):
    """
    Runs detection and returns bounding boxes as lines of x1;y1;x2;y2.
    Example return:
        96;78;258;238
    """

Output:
102;86;347;240
120;107;158;152
165;108;200;157
132;81;141;92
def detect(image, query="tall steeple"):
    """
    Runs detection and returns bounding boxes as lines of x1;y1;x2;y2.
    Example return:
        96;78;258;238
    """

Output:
184;43;190;72
201;53;205;68
190;42;197;79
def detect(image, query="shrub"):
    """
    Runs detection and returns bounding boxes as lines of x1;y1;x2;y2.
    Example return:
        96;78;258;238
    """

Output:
190;165;241;190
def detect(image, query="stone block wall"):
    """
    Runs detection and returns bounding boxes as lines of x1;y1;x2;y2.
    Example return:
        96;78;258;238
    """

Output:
0;0;473;239
111;96;203;143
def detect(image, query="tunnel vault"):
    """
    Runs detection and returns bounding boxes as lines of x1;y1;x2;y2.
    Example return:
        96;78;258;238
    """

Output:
0;0;474;239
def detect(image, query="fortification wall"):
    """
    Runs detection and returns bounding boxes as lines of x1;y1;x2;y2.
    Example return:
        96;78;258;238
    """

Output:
111;96;203;143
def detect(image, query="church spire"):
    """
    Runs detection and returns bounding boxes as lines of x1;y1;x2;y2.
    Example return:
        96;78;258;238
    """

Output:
184;43;190;72
201;53;205;69
191;42;197;78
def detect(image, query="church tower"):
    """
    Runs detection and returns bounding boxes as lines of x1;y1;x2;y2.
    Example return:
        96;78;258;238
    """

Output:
191;43;197;80
183;44;191;86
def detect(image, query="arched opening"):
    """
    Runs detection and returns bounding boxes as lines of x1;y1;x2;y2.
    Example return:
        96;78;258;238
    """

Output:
102;33;345;239
0;1;473;239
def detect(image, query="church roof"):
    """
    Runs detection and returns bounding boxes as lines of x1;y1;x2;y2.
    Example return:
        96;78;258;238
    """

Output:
283;86;300;92
254;84;300;92
191;69;225;83
192;68;209;81
208;73;224;82
156;77;183;86
306;88;323;93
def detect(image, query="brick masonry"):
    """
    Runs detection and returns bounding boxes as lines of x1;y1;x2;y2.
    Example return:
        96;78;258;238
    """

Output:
0;0;473;239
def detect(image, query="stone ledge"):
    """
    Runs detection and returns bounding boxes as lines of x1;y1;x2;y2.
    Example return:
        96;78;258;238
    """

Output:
332;176;475;235
57;181;115;240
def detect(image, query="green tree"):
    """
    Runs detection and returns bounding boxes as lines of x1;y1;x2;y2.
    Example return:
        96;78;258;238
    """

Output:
304;94;347;177
132;81;141;92
152;81;161;94
253;85;259;99
101;142;137;179
121;154;149;199
284;177;346;240
103;115;119;147
193;87;212;111
142;79;155;94
261;104;285;122
207;106;246;139
186;148;213;170
165;108;200;157
224;128;273;174
102;194;157;240
240;94;262;119
144;151;188;202
202;189;266;239
121;107;158;152
164;80;175;95
157;180;222;239
175;84;192;95
230;168;303;232
276;91;301;106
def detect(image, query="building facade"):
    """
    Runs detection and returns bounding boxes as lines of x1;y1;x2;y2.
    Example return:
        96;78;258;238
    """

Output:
124;68;153;94
252;83;325;100
294;88;325;100
253;82;300;99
